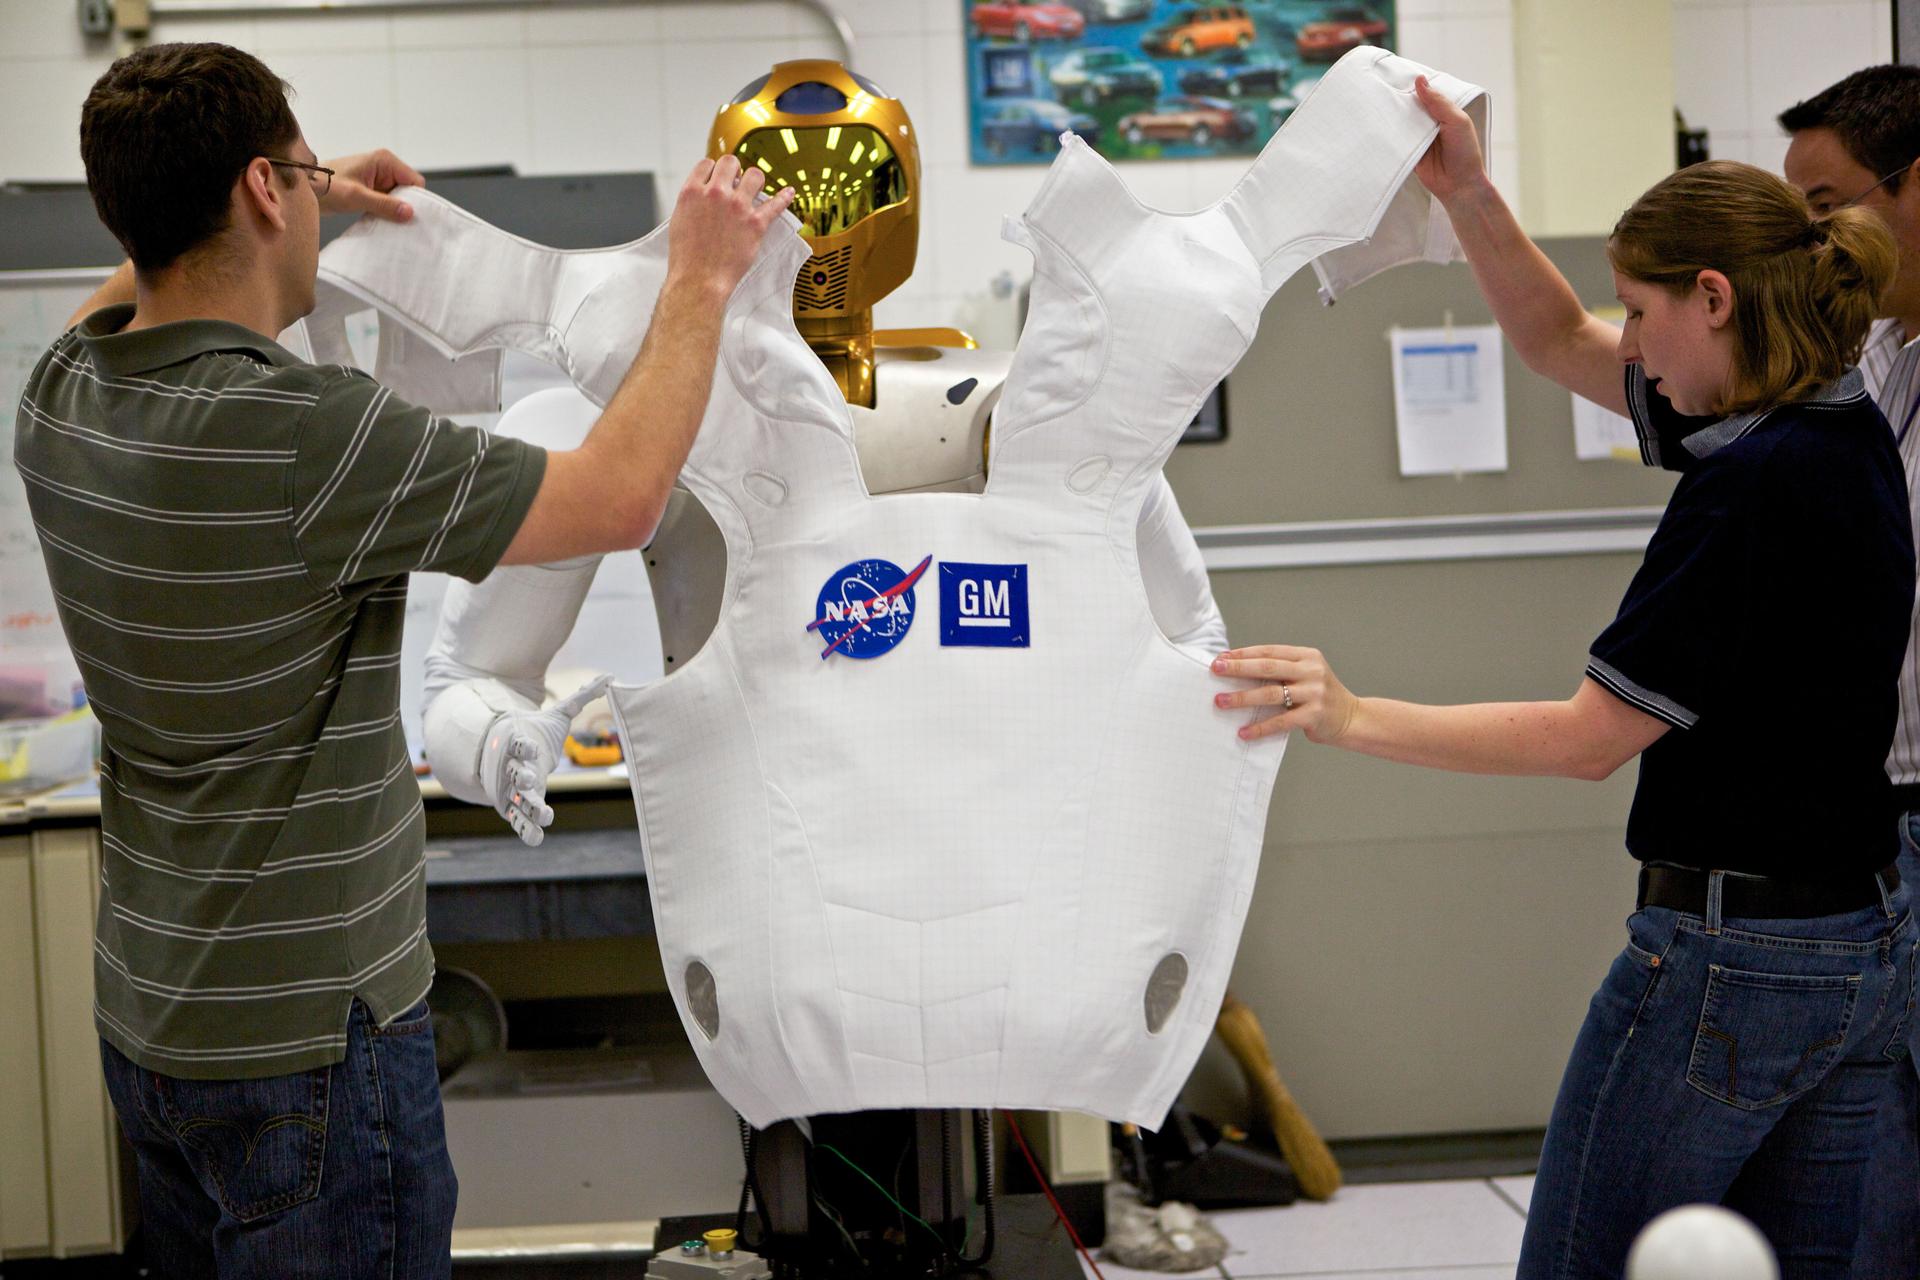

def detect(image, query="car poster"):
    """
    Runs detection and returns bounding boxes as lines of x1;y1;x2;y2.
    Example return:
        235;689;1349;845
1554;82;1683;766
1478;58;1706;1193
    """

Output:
966;1;1396;165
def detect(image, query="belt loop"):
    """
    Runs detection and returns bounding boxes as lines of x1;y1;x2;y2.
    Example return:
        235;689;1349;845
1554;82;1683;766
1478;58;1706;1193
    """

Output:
1877;867;1897;919
1705;870;1724;934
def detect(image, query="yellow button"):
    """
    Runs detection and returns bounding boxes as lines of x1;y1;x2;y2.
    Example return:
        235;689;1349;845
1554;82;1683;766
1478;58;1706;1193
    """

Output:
704;1228;738;1255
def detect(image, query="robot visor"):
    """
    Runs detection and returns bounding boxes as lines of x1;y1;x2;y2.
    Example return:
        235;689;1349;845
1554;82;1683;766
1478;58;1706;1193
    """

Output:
734;123;907;239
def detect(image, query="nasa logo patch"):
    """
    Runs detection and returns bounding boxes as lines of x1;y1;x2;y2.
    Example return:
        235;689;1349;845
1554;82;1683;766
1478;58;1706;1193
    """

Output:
806;554;932;660
939;562;1030;648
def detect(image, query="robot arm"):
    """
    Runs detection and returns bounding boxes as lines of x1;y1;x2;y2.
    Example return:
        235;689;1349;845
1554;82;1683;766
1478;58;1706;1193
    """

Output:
420;552;602;804
1137;474;1227;655
420;387;607;833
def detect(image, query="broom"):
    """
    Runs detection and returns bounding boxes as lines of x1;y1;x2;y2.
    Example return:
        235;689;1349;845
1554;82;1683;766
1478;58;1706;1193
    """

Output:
1214;991;1342;1200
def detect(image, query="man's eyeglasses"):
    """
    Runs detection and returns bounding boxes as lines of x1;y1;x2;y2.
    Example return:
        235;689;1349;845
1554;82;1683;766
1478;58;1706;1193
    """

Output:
266;158;334;197
1826;162;1915;213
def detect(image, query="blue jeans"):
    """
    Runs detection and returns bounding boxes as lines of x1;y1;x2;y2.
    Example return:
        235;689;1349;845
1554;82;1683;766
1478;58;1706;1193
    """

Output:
1518;872;1917;1280
1855;820;1920;1277
100;999;457;1280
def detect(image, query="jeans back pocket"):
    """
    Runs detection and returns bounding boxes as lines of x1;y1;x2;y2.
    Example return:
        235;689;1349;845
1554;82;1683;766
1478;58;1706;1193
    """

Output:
1686;963;1860;1110
155;1065;331;1222
1885;936;1919;1063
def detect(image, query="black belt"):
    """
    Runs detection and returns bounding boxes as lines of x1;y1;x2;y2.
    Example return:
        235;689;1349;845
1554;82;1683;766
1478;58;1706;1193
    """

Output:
1637;862;1899;919
1892;782;1920;815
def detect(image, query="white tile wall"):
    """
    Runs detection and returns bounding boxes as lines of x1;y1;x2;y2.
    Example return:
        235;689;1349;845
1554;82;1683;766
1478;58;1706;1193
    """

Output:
526;44;671;178
1673;0;1893;176
3;0;1522;326
392;45;534;169
526;4;661;44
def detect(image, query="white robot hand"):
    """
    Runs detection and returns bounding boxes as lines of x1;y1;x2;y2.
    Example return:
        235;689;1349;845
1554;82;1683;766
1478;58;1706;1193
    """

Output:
480;675;612;847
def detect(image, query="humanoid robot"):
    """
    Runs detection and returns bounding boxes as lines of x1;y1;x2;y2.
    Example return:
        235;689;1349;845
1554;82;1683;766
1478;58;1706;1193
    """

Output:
418;61;1226;1276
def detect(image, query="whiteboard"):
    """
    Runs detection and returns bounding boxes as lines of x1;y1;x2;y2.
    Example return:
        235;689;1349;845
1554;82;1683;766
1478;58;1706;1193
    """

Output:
1;271;105;718
0;273;664;748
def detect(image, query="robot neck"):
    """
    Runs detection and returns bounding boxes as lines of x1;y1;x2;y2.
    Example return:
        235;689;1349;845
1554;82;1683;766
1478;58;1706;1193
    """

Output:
797;309;875;408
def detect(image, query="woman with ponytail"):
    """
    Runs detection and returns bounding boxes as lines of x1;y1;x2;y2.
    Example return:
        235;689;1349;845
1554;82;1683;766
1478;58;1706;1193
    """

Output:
1212;82;1919;1278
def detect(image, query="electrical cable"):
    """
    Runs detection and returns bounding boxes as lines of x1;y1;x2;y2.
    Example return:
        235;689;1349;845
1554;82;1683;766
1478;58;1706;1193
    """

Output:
736;1115;775;1253
955;1109;996;1268
941;1110;956;1270
812;1192;862;1264
892;1133;913;1239
735;1115;756;1246
1001;1110;1105;1280
817;1142;954;1255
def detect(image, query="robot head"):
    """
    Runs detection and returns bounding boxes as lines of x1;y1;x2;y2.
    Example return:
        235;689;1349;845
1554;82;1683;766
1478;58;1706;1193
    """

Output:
711;60;920;320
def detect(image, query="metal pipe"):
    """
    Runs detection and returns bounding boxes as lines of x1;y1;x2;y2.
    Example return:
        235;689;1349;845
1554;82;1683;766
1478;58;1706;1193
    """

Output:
136;0;856;65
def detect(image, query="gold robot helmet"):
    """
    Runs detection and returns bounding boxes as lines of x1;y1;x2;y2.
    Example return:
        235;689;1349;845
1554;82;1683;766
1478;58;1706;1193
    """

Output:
711;61;920;403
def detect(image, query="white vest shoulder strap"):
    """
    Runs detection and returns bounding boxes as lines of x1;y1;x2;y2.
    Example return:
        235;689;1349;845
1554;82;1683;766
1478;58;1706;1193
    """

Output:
988;47;1488;525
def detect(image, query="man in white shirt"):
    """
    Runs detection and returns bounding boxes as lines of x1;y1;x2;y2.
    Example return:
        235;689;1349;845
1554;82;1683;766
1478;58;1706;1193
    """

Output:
1781;63;1920;1279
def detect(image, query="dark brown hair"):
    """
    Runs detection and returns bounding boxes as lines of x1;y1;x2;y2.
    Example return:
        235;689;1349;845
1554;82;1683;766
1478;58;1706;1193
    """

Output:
80;42;300;273
1608;160;1895;413
1779;65;1920;195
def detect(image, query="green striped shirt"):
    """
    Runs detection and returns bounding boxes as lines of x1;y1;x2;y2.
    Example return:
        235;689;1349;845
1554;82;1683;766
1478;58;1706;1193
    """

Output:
13;304;545;1078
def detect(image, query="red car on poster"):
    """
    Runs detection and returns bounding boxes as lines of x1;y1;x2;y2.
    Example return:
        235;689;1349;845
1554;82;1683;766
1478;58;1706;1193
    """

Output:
972;0;1086;42
1118;96;1257;146
1295;6;1389;60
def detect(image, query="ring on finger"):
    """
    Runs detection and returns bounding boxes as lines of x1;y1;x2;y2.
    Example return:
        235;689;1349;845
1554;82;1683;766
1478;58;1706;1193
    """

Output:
1280;683;1294;711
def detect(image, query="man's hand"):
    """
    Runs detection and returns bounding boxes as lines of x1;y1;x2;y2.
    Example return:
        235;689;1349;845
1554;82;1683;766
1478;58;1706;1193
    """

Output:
1411;74;1490;208
664;154;797;297
320;149;426;223
1211;645;1359;744
479;675;612;847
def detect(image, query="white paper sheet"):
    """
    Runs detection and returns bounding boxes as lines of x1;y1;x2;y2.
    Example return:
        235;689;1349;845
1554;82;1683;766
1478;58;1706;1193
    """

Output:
1572;392;1641;462
1390;324;1508;477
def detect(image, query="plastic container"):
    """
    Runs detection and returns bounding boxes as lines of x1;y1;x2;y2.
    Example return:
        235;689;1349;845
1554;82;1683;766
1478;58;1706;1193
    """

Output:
0;707;98;796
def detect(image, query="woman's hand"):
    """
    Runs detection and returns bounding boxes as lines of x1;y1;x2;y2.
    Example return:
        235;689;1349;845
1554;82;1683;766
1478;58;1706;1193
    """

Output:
1411;74;1490;207
320;149;426;222
1212;645;1360;744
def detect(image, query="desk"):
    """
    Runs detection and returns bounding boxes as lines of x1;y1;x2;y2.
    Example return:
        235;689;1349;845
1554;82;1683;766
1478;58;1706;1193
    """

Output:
425;826;652;944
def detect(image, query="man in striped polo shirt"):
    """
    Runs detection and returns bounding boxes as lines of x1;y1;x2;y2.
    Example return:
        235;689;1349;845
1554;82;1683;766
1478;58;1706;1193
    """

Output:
1781;66;1920;1278
14;42;791;1278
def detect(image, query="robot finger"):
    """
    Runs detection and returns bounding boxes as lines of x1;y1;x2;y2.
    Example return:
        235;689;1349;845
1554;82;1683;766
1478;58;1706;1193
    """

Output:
553;674;614;719
510;797;553;847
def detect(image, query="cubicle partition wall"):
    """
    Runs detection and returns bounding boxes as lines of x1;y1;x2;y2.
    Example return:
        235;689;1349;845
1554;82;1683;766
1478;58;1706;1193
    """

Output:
0;818;123;1260
1168;236;1677;1138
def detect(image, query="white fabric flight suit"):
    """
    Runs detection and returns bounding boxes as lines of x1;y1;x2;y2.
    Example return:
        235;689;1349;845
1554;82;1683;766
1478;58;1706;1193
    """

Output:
598;49;1487;1127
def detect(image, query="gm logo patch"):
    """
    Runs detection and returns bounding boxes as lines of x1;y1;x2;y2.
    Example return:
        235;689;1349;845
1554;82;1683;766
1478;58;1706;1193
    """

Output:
807;555;931;660
940;562;1029;648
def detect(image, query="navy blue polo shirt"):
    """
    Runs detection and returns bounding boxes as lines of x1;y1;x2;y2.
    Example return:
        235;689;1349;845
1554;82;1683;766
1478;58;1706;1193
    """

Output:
1588;366;1913;879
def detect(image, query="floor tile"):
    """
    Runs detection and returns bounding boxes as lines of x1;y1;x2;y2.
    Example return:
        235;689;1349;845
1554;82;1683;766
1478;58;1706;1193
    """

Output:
1491;1174;1535;1217
1081;1254;1223;1279
1207;1179;1525;1276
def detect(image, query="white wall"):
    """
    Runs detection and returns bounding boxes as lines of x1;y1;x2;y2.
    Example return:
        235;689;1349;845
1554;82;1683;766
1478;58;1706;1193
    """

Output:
0;0;1515;333
1673;0;1893;175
